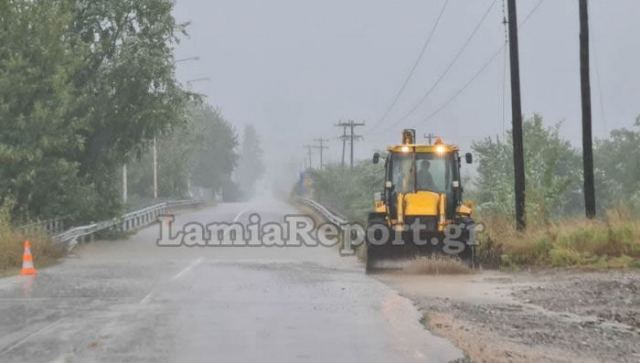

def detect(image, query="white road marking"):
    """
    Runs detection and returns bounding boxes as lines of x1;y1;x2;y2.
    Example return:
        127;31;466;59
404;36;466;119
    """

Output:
232;209;249;223
140;258;204;305
170;257;203;282
139;292;154;305
0;319;64;355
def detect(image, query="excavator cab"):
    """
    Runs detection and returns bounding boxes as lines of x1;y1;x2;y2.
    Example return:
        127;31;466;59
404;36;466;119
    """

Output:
366;129;475;272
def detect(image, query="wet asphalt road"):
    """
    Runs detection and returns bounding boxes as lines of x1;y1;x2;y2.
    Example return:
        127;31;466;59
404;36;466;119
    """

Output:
0;198;463;363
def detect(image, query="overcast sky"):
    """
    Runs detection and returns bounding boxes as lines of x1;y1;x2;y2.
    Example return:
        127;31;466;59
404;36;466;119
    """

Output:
173;0;640;176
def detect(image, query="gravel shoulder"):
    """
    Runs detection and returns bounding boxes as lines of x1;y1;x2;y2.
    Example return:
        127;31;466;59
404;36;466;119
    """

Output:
377;270;640;363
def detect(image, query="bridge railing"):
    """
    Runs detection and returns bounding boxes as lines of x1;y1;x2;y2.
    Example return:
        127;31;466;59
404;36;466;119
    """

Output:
50;200;203;251
17;216;69;236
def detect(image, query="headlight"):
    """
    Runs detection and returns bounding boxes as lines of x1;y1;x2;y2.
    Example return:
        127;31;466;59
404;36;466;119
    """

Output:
400;146;411;153
435;145;446;154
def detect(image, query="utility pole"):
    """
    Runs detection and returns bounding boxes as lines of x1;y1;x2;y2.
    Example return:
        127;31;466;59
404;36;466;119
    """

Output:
507;0;526;230
153;137;158;199
303;145;314;169
122;164;128;203
424;133;438;145
349;121;365;170
337;123;348;168
336;120;365;169
580;0;596;218
313;138;329;170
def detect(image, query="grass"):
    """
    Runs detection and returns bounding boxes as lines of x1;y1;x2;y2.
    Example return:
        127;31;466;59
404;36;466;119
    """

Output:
478;207;640;269
0;215;63;275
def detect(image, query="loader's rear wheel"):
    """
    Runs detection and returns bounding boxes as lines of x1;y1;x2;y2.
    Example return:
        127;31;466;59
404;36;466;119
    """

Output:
458;217;478;269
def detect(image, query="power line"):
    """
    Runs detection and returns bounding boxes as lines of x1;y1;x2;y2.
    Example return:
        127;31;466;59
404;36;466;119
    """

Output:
501;0;509;136
424;45;504;123
521;0;546;25
372;0;450;129
421;0;546;124
501;46;508;136
590;6;608;135
381;0;498;133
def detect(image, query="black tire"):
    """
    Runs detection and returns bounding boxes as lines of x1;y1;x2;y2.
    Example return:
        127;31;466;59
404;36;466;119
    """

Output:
365;213;387;274
458;217;478;269
365;243;374;274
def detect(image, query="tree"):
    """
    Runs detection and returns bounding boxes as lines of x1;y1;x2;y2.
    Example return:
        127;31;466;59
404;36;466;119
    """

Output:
310;161;385;223
0;1;88;221
128;102;239;201
0;0;189;222
472;114;582;224
70;0;189;220
594;116;640;211
235;125;265;198
189;103;239;197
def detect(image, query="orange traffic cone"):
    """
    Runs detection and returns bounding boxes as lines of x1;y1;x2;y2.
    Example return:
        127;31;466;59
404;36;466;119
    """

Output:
20;240;37;276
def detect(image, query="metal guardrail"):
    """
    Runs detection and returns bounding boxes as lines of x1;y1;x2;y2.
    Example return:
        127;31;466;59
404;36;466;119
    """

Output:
51;200;203;251
18;216;69;236
298;198;349;228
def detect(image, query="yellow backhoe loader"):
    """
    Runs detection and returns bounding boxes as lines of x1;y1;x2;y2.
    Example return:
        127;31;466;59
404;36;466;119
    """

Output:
365;129;476;273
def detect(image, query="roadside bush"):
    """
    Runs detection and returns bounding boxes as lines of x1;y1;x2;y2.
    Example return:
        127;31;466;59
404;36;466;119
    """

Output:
310;161;384;223
0;203;63;274
478;209;640;269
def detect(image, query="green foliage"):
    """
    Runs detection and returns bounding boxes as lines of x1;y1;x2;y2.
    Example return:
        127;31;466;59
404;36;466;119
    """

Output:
307;113;640;270
190;104;239;195
472;114;582;224
129;102;239;200
594;117;640;212
310;161;385;223
0;198;62;273
0;0;188;223
235;125;265;198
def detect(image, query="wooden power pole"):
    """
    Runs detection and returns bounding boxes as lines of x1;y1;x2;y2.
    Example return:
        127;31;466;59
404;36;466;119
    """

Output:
313;138;329;170
424;133;438;145
303;145;314;169
336;121;365;170
507;0;526;230
580;0;596;218
337;124;348;168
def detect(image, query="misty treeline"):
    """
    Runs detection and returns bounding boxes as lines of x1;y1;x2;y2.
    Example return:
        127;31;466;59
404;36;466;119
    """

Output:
0;0;263;224
128;118;265;205
127;103;238;203
308;114;640;225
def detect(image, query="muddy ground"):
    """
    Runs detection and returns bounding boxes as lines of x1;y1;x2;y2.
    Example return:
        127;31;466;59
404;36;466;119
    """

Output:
378;270;640;363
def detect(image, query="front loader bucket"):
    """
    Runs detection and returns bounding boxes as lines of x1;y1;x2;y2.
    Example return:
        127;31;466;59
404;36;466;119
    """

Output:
364;225;475;274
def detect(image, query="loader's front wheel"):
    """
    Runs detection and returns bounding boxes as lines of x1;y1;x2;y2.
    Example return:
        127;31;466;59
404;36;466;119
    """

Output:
365;213;388;274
